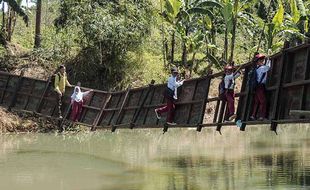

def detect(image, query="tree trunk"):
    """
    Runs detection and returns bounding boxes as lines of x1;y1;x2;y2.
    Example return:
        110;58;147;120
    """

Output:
210;26;216;55
11;12;17;38
189;52;196;78
34;0;42;48
182;27;189;68
164;38;169;62
170;31;175;65
7;7;12;41
182;41;187;64
224;27;228;62
100;42;103;65
229;0;239;63
1;2;5;31
159;0;166;67
182;28;190;78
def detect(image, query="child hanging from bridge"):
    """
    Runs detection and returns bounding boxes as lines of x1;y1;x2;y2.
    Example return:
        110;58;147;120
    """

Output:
70;82;93;122
222;64;241;122
249;53;271;121
155;67;185;125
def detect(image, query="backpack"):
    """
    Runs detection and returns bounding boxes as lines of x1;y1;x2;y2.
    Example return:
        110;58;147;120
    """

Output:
50;73;60;89
247;66;266;92
165;87;175;99
218;75;234;101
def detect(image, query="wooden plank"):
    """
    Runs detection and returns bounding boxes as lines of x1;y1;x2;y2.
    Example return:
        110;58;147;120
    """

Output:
270;45;288;132
101;99;204;111
300;46;310;111
130;89;145;124
112;87;131;132
207;92;247;102
186;80;199;124
24;80;36;110
282;79;310;88
215;100;226;132
91;94;112;131
286;43;310;53
289;110;310;116
273;118;310;124
107;94;123;125
130;80;155;128
157;88;166;126
35;76;51;113
143;87;156;125
236;66;249;121
82;105;101;111
0;75;10;104
213;100;220;123
8;71;25;111
79;91;95;121
197;77;211;131
0;71;14;76
239;67;253;131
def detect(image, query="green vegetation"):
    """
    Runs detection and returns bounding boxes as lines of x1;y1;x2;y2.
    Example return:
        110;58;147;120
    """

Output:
0;0;309;90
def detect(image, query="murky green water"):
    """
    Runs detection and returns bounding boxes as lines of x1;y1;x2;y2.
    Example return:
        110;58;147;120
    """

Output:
0;125;309;190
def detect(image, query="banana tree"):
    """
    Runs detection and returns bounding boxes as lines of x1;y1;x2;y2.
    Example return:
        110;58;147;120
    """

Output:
168;0;223;75
162;0;182;65
263;0;306;52
287;0;308;41
220;0;261;63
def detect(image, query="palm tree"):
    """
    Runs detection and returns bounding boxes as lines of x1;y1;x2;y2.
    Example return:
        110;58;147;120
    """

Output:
34;0;42;48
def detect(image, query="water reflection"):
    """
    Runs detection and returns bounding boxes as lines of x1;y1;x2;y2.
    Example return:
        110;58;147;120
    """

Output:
0;125;309;190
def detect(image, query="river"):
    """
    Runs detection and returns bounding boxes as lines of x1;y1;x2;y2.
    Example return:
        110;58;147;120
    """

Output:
0;124;309;190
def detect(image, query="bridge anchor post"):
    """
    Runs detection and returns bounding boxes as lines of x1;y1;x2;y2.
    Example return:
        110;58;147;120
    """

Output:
216;125;222;135
196;124;203;132
240;122;246;131
129;123;135;129
163;123;169;134
270;122;278;135
111;125;117;132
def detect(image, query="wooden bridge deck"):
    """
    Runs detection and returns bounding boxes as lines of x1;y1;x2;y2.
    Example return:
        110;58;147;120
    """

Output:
1;42;310;133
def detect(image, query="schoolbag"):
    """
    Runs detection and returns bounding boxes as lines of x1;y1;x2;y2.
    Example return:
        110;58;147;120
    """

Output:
218;76;234;100
247;66;266;92
50;73;60;89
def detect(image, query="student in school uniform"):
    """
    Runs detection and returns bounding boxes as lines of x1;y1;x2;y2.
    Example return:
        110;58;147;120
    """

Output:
250;54;271;121
70;82;93;122
223;64;241;121
155;67;185;125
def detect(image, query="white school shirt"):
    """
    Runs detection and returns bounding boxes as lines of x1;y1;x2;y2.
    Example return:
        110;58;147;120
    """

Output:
224;72;241;89
167;76;184;99
71;86;90;102
256;59;271;84
167;76;184;91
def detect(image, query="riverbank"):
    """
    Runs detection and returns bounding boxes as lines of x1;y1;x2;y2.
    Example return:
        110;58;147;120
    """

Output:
0;107;87;133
